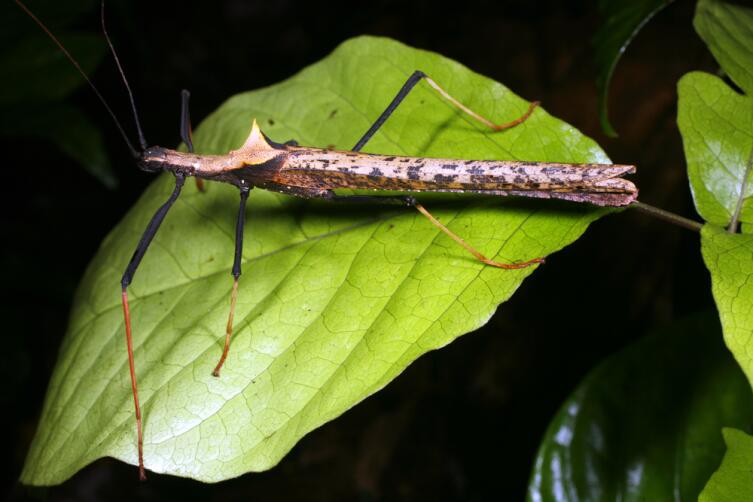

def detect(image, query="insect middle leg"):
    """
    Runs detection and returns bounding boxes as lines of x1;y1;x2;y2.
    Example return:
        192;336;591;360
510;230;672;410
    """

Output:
212;186;251;377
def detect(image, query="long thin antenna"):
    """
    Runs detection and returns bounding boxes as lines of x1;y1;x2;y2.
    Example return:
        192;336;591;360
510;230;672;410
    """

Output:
14;0;141;158
100;0;148;151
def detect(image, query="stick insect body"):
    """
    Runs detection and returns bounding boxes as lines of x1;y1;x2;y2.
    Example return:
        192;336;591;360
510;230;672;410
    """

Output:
19;0;637;481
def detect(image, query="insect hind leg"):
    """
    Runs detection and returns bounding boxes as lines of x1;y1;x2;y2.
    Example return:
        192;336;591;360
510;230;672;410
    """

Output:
352;70;539;152
326;192;544;270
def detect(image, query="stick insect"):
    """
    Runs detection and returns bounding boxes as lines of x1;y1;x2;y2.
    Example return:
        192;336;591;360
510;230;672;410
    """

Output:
18;0;637;481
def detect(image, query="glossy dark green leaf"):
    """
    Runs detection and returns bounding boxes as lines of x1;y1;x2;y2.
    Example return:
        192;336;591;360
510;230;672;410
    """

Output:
593;0;674;137
23;36;622;484
527;314;753;501
695;0;753;96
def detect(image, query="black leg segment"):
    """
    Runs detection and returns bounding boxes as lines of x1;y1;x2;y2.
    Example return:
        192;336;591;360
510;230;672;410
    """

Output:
121;173;186;289
232;187;251;279
352;70;540;154
352;70;426;152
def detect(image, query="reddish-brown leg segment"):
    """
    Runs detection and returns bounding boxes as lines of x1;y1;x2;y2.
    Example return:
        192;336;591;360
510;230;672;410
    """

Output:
213;278;239;377
326;193;545;270
422;74;539;131
413;202;544;269
121;289;146;481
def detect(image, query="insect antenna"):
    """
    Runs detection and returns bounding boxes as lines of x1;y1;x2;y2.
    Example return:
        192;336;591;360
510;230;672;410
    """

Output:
100;0;148;151
14;0;142;158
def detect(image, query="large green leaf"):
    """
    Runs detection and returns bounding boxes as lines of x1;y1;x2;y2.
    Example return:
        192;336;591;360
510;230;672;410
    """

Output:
593;0;674;137
699;428;753;501
22;36;621;484
678;72;753;229
695;0;753;96
527;314;753;501
701;225;753;389
677;4;753;498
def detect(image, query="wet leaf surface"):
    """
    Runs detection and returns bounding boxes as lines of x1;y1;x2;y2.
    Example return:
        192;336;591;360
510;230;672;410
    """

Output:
527;313;753;501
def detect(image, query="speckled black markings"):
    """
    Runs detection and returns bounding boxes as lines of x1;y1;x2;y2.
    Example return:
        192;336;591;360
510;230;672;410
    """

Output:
433;173;458;183
407;165;421;180
269;148;636;206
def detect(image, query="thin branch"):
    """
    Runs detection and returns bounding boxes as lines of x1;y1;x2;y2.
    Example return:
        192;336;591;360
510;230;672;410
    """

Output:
727;144;753;234
629;201;703;232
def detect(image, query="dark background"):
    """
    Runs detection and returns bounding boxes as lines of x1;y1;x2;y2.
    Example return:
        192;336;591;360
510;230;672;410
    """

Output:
1;0;731;500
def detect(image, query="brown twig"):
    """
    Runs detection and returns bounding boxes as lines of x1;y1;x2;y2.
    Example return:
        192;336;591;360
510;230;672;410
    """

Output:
630;201;703;232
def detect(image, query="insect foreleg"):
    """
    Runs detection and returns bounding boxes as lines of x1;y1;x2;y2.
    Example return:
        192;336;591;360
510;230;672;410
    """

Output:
120;172;186;480
180;89;206;192
180;89;194;154
212;186;251;377
352;70;539;152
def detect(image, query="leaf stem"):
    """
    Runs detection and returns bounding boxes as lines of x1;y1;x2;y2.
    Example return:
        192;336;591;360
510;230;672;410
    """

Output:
727;144;753;234
629;201;703;232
